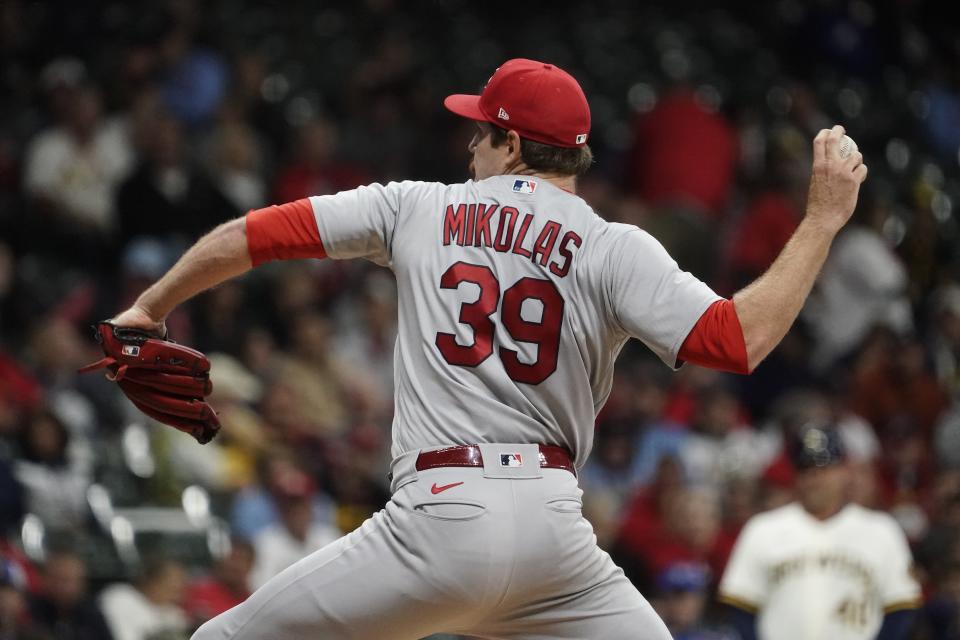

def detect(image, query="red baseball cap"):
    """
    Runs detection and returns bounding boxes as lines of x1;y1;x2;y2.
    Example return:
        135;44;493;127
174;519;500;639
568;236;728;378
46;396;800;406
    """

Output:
271;466;316;500
444;58;591;149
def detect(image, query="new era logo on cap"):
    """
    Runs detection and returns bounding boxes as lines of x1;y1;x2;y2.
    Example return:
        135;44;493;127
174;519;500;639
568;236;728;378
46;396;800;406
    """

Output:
498;107;510;121
122;345;140;357
576;133;587;144
500;453;523;467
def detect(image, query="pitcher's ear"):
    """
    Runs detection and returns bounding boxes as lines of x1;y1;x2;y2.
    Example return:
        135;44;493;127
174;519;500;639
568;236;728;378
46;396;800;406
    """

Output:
506;129;523;161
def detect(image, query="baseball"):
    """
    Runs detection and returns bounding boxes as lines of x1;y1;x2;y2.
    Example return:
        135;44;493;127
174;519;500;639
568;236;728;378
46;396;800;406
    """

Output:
838;134;858;160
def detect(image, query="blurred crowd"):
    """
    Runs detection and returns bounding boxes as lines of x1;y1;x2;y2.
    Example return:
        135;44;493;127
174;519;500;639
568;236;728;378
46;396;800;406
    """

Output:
0;0;958;638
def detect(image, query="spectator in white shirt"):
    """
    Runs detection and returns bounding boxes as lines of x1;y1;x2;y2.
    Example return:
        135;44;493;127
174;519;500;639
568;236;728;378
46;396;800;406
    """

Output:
250;467;340;589
13;408;91;529
99;558;188;640
680;385;775;490
803;199;913;370
23;82;133;237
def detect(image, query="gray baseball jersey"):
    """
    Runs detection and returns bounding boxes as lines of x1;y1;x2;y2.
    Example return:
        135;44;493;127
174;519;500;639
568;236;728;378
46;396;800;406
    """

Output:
310;174;720;467
194;174;719;640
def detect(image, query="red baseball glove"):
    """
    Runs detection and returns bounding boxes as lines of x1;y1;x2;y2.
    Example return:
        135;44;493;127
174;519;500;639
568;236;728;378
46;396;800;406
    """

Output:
79;322;220;444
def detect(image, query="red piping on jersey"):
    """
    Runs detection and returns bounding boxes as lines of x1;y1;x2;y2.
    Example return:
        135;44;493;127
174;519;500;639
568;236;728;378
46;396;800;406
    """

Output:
245;199;327;266
678;299;750;374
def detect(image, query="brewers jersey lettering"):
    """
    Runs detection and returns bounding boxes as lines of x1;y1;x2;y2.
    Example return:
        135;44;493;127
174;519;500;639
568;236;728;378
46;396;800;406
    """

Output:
719;503;921;640
309;174;721;467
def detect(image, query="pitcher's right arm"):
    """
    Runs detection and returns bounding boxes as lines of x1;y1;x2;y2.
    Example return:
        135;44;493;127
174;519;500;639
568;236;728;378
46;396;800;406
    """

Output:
111;185;402;334
111;198;325;334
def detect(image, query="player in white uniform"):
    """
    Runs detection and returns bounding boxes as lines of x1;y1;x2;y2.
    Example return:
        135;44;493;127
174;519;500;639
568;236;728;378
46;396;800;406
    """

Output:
719;426;921;640
107;58;868;638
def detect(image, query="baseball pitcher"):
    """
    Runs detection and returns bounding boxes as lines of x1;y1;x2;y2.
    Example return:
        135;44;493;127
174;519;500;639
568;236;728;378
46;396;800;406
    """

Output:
99;59;868;638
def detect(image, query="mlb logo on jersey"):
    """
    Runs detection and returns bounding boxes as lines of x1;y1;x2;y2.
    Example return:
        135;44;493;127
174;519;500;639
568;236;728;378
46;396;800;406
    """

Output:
512;179;537;194
122;345;141;357
500;453;523;467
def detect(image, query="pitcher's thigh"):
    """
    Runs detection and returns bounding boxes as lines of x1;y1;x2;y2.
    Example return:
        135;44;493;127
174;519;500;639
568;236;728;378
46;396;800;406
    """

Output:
192;508;465;640
481;570;671;640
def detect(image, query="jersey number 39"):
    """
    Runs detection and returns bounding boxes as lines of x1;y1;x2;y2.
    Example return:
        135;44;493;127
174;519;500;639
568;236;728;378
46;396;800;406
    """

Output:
435;262;564;385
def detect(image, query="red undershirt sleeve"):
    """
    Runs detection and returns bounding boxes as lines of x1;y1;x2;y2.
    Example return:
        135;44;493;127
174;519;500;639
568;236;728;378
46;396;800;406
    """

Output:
245;199;327;266
678;299;750;374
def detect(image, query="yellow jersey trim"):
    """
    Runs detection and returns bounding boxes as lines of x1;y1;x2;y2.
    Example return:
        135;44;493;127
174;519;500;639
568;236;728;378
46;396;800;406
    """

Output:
883;599;922;614
717;592;760;614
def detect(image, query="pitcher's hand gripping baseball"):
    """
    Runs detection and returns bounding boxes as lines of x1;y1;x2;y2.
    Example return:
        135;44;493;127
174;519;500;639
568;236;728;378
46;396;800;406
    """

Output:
806;126;867;234
79;321;221;444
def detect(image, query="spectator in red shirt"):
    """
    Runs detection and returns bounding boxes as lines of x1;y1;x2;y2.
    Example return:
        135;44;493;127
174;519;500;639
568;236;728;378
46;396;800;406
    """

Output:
185;538;255;627
727;191;801;291
273;118;370;203
851;331;948;439
614;459;728;589
627;89;737;218
0;350;42;418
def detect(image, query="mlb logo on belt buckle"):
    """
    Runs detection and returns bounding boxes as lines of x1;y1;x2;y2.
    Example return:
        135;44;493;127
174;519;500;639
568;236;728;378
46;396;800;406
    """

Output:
122;345;141;357
500;453;523;467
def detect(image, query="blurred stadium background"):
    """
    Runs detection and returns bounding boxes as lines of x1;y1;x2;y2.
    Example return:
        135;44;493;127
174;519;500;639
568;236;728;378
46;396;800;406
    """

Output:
0;0;959;638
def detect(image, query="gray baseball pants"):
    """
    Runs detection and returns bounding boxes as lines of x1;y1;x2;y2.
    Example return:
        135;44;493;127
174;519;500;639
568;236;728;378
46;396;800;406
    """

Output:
192;443;670;639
